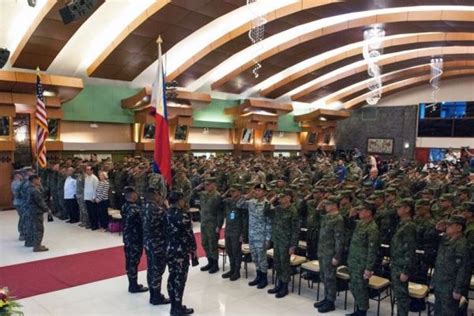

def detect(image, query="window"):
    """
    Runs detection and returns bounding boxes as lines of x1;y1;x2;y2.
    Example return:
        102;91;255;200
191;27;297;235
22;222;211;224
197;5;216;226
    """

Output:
262;130;273;144
174;125;188;142
47;119;59;140
143;124;155;139
0;116;10;137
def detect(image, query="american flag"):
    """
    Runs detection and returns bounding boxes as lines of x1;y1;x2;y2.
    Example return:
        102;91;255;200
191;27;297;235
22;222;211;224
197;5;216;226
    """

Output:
35;70;48;168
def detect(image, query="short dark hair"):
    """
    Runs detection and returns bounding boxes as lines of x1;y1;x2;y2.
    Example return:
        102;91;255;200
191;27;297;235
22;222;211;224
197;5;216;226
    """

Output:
29;175;40;182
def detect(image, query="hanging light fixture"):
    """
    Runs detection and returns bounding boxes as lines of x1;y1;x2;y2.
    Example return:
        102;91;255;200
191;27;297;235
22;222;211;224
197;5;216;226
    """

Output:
247;0;267;78
363;26;385;105
426;57;444;112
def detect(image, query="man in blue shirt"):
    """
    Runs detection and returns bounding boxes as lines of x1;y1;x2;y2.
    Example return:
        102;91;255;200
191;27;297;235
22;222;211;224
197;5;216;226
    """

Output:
334;159;347;183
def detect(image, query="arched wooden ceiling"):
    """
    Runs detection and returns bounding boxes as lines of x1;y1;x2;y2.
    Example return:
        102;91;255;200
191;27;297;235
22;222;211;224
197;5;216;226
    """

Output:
1;0;474;111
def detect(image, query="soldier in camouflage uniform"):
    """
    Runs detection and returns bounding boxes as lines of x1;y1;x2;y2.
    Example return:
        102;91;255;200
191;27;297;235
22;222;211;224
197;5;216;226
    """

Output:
247;183;272;289
166;191;197;316
314;195;344;313
372;190;397;245
133;164;148;201
267;189;300;299
461;202;474;255
305;186;326;260
142;187;170;305
27;175;52;252
431;215;470;316
18;168;34;247
120;187;148;294
148;170;167;198
222;184;248;281
197;177;223;274
347;200;380;316
174;171;192;203
390;198;417;316
75;166;89;228
434;193;456;220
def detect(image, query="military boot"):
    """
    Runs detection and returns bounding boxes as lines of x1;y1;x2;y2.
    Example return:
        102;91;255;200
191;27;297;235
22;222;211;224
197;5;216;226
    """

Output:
33;245;49;252
314;297;327;308
208;259;219;274
248;271;261;286
317;300;335;313
128;276;148;293
267;280;281;294
275;282;288;298
200;258;212;272
229;267;240;281
256;272;268;289
345;308;360;316
222;268;234;279
149;289;171;305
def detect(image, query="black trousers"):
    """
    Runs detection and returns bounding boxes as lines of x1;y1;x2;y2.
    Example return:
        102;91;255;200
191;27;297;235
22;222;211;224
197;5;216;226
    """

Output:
97;200;109;229
86;200;99;229
64;198;79;222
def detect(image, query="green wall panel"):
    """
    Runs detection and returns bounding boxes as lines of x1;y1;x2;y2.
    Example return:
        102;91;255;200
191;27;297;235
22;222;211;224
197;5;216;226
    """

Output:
278;113;301;132
62;84;138;123
192;98;239;128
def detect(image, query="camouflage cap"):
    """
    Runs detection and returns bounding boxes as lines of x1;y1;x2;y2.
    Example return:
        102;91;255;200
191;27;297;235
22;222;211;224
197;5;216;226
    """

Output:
204;177;217;183
394;198;414;208
372;190;385;198
415;199;431;208
439;193;454;201
447;215;466;230
229;184;242;191
362;181;373;187
254;183;267;191
324;195;340;205
385;187;397;195
362;199;377;213
462;202;474;213
457;186;469;194
312;185;326;193
420;188;435;195
343;184;357;190
123;186;136;193
339;190;353;198
279;189;294;198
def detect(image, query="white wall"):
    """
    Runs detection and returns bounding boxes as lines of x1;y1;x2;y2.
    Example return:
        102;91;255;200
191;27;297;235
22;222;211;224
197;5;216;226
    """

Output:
271;132;299;145
187;127;230;144
376;77;474;107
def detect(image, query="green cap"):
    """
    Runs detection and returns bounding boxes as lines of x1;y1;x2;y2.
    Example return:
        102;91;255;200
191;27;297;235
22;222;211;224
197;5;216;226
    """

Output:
372;190;385;198
385;187;397;195
312;186;326;193
343;184;357;190
229;184;242;191
254;183;267;191
415;199;431;208
339;190;353;198
462;202;474;213
395;198;414;208
440;193;454;201
457;186;469;194
280;189;294;198
447;215;466;229
324;195;340;205
362;181;373;187
204;177;217;183
362;199;377;213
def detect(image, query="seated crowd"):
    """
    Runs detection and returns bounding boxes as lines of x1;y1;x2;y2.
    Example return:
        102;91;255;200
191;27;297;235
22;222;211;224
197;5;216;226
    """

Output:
10;151;474;316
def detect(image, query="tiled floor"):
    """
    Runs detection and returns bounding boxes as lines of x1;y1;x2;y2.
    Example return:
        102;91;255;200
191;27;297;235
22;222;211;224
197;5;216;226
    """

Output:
1;210;471;315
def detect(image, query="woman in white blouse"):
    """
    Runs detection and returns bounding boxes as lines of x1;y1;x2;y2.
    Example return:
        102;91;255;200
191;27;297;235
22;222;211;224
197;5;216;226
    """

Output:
96;171;110;232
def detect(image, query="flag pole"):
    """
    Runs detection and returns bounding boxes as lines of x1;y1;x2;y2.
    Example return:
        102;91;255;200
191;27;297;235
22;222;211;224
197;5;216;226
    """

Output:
35;66;40;174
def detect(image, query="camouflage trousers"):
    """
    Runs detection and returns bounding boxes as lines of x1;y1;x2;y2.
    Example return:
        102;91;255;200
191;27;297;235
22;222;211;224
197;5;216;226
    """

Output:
167;256;190;304
32;212;45;247
224;234;242;271
201;223;219;260
52;194;63;217
145;246;167;291
23;210;34;247
319;255;337;301
15;204;25;238
273;242;291;283
348;264;370;311
391;268;409;316
76;194;89;226
434;289;460;316
249;239;268;273
306;229;319;260
124;242;143;279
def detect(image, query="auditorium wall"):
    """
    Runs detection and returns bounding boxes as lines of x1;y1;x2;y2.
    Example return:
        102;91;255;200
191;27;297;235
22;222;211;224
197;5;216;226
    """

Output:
335;106;417;159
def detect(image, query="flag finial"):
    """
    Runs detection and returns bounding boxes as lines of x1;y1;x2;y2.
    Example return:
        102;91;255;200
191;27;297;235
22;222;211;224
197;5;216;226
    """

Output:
36;66;40;73
157;36;163;44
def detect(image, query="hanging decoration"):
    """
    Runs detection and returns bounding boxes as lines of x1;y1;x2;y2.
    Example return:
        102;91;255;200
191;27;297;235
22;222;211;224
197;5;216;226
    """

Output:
426;57;444;112
247;0;267;78
363;26;385;105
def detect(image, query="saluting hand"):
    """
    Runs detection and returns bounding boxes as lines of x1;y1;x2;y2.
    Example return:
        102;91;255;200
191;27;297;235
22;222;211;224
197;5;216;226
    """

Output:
452;291;461;300
363;270;373;280
288;247;295;255
399;273;408;282
331;258;339;266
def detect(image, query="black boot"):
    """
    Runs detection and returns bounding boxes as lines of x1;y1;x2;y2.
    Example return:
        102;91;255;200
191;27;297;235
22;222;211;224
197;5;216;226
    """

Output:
200;258;212;272
345;308;360;316
267;280;281;294
229;268;240;281
314;297;327;308
179;305;194;315
150;289;171;305
256;271;268;289
358;310;367;316
275;282;288;298
222;268;234;279
248;271;261;286
208;258;219;274
128;276;148;293
317;300;335;313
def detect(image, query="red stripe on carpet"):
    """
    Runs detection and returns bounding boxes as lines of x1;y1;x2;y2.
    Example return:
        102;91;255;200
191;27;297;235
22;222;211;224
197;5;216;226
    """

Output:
0;232;206;299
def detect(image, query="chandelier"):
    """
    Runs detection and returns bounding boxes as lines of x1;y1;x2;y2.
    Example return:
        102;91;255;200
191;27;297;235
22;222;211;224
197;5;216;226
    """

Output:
363;26;385;105
247;0;267;78
426;57;444;111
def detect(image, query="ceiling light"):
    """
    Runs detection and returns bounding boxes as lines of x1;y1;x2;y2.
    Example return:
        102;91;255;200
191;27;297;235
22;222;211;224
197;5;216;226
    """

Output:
320;117;327;121
43;90;56;97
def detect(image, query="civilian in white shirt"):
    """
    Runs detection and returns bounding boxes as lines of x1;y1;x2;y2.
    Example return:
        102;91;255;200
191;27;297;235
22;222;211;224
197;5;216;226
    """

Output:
84;165;99;230
64;167;80;223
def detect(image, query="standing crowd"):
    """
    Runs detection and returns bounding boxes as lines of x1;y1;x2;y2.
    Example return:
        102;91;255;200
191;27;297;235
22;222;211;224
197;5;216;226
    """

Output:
10;150;474;316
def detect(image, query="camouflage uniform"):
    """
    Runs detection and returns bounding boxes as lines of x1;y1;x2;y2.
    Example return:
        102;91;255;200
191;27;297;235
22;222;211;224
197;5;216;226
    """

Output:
390;218;417;316
57;172;66;219
199;189;223;261
27;184;50;248
432;234;470;316
174;177;192;203
271;204;300;284
305;199;323;260
115;168;129;208
75;173;89;227
121;201;144;284
142;200;167;297
223;196;248;276
12;179;26;240
166;206;197;309
318;211;344;303
413;216;439;282
374;204;397;244
49;170;59;215
133;171;147;199
348;219;380;311
247;198;272;274
148;172;167;199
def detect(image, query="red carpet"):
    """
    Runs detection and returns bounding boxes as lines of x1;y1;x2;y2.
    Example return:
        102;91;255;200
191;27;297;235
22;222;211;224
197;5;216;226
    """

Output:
0;232;206;299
